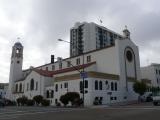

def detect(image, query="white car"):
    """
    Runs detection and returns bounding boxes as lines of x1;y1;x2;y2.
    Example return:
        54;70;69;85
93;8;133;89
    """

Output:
153;92;160;106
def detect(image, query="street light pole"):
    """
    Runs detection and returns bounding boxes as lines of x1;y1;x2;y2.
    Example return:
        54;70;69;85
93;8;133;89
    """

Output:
58;39;85;107
82;51;85;107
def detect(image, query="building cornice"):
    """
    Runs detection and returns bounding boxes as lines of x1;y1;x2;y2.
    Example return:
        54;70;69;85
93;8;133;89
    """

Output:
54;71;119;82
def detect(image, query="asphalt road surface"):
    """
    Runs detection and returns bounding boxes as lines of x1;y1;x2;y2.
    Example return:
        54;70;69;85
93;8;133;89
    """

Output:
0;103;160;120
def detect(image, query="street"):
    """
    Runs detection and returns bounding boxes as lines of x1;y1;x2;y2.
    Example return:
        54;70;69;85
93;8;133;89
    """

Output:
0;103;160;120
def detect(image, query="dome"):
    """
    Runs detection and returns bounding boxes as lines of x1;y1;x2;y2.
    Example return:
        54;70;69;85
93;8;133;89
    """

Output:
14;42;23;48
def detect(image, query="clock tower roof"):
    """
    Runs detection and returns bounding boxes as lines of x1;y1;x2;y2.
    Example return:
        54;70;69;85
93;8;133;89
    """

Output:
14;42;23;48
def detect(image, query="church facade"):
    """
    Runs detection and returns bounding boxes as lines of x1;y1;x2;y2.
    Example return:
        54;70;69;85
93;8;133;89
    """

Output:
7;27;141;106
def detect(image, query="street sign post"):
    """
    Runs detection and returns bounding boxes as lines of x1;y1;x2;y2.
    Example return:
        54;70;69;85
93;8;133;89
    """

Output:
80;71;87;78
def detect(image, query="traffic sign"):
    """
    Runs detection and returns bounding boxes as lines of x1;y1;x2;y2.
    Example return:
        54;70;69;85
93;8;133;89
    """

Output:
80;71;87;78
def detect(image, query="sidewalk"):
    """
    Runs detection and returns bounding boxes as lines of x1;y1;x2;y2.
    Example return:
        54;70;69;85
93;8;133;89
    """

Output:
89;100;139;108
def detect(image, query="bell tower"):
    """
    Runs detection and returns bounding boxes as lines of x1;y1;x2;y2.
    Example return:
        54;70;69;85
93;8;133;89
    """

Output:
8;42;23;95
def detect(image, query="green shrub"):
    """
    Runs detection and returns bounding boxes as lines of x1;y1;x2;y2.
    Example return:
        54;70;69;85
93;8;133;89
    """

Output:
33;95;43;105
41;99;50;106
5;99;16;106
72;98;83;106
56;102;61;107
60;95;69;106
16;96;28;106
59;92;81;106
26;99;35;106
93;100;99;105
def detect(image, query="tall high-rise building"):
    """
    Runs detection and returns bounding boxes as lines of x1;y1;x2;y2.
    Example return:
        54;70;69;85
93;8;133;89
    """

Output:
70;22;128;57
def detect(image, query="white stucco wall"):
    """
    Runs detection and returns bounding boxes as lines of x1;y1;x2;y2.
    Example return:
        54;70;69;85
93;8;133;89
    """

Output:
24;71;53;99
141;65;160;87
115;38;141;101
47;77;137;106
13;71;53;100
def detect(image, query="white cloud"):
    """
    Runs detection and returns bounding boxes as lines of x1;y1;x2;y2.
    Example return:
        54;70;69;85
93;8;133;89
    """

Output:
0;0;160;83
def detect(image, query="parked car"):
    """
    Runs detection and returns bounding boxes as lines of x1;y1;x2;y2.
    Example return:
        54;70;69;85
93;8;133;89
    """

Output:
141;92;153;102
153;92;160;106
0;99;5;107
146;93;153;102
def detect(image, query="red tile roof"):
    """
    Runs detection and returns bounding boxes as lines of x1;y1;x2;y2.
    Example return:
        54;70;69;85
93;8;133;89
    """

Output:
33;69;54;77
33;61;96;77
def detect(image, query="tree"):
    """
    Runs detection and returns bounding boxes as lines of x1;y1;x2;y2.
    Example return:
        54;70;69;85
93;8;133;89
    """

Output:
26;99;35;106
149;86;160;94
33;95;43;105
41;99;50;106
158;87;160;92
133;81;147;96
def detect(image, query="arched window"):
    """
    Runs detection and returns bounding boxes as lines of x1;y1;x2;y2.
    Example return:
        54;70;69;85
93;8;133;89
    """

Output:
19;83;22;92
30;79;34;90
85;80;88;88
46;90;49;98
15;84;18;92
99;81;103;90
16;49;20;54
55;84;58;92
51;90;54;98
55;99;58;104
64;83;68;88
95;80;98;90
111;82;114;91
126;50;133;62
80;81;83;92
115;82;117;91
36;82;38;90
27;83;29;91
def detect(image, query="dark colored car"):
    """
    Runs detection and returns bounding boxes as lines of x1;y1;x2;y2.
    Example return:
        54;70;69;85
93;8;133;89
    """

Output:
140;92;153;102
146;95;153;102
0;99;5;107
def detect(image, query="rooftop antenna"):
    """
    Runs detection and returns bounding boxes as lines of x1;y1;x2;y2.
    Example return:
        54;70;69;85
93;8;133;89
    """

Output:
99;19;103;25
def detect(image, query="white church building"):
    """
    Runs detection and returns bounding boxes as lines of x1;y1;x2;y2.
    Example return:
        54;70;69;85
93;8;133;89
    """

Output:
7;25;141;106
